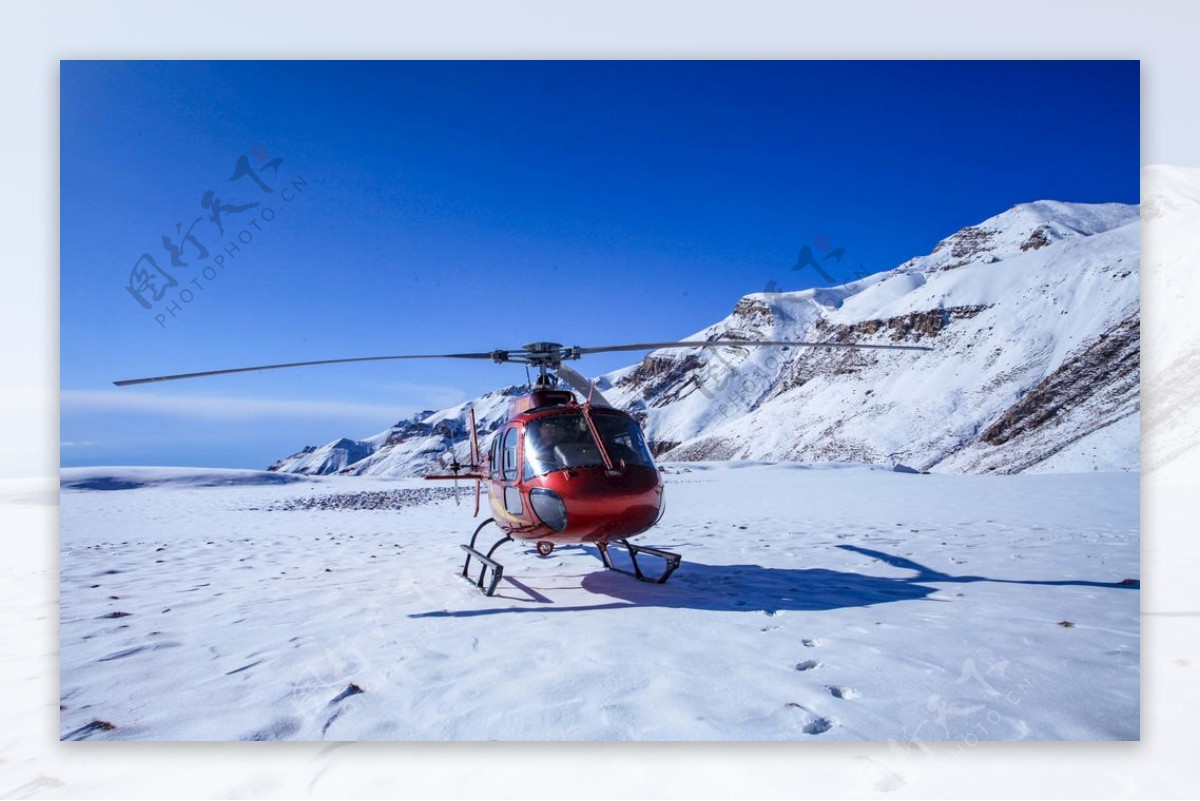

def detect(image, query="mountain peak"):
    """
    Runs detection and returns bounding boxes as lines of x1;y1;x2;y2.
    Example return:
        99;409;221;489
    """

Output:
1142;164;1200;221
989;199;1137;235
916;200;1137;273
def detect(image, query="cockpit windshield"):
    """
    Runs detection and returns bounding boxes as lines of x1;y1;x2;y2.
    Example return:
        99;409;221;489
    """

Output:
523;411;656;477
590;411;655;468
524;413;603;477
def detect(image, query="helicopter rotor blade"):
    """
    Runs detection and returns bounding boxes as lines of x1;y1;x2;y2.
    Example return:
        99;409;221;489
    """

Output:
574;339;932;356
113;352;497;387
556;364;613;407
114;338;931;387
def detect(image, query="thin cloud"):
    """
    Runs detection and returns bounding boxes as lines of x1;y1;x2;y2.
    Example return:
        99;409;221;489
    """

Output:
61;390;415;423
357;381;469;410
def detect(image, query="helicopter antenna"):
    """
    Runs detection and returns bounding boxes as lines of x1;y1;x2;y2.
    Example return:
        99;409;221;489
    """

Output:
440;427;463;506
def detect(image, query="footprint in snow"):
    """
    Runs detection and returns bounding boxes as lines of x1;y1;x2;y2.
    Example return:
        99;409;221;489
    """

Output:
803;717;833;735
825;685;859;700
321;707;348;737
785;702;833;734
801;638;823;648
242;717;300;741
795;660;820;671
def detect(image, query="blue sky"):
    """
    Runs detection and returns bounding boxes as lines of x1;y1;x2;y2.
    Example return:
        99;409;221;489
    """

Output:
60;60;1140;469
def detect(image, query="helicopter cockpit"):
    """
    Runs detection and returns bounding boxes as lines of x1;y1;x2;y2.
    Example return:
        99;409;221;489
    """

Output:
523;411;655;478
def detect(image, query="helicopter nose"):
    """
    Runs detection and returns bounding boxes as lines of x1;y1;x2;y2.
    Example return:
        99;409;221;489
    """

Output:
532;467;662;541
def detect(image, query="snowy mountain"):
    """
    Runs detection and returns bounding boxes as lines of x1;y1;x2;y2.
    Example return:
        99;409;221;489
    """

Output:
1142;164;1200;476
267;388;520;476
269;198;1141;476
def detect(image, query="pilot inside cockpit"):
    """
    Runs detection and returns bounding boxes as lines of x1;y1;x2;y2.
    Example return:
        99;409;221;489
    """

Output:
525;414;601;476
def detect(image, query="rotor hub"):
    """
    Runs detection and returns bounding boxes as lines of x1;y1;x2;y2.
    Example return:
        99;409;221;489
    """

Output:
510;341;583;371
521;342;564;368
522;341;563;354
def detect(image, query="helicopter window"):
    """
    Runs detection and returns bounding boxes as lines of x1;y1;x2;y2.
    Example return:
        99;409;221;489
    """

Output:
503;486;523;515
502;427;520;481
489;435;502;480
523;413;605;476
591;412;655;468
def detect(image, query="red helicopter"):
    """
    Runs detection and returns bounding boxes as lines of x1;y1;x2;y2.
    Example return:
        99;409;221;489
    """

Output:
115;338;928;596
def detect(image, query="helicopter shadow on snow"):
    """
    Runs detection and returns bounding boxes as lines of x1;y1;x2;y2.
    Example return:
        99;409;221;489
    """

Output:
411;543;1138;618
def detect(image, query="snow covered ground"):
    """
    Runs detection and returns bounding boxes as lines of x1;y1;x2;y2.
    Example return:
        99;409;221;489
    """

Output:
59;463;1139;742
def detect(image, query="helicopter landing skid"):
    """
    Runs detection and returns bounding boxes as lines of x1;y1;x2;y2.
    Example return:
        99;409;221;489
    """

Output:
459;518;512;597
597;539;682;584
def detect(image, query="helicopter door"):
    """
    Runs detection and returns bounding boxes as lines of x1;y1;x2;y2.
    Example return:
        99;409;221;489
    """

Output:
500;426;524;516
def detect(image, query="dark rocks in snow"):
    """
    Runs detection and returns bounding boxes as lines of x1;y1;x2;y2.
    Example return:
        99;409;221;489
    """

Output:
329;683;364;704
730;297;776;327
1142;340;1200;472
256;487;458;511
1020;226;1052;251
815;305;990;343
932;225;997;261
649;440;680;457
662;436;741;462
980;314;1139;448
616;353;706;406
62;720;116;741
